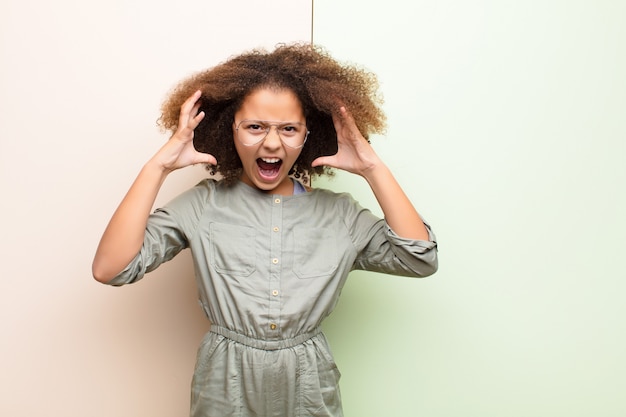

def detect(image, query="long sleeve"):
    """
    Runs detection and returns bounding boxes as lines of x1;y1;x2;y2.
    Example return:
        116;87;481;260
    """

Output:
106;181;209;286
340;193;438;277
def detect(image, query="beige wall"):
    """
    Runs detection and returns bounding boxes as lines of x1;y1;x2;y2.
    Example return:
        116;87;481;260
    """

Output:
0;1;311;415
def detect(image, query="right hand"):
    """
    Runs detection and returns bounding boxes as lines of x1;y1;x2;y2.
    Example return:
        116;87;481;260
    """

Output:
151;90;217;172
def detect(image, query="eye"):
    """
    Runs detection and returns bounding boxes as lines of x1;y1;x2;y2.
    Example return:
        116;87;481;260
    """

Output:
243;121;267;135
279;124;301;137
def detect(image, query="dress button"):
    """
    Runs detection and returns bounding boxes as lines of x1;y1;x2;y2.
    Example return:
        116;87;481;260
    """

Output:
274;198;281;204
272;258;279;264
273;226;279;232
272;290;279;296
270;323;277;330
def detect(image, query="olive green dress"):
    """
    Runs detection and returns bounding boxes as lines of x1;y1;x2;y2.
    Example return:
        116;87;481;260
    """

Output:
109;179;437;417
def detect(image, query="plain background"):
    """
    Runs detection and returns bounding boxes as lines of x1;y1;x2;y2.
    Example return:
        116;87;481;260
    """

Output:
0;1;311;416
314;1;626;416
1;0;625;416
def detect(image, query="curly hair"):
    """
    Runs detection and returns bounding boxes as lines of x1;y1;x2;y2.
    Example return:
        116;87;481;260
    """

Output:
158;43;386;184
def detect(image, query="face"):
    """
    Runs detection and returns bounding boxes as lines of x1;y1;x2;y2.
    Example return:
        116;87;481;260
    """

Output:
233;87;306;195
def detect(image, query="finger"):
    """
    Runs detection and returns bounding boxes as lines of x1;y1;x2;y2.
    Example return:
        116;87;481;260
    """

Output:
188;111;205;130
338;106;359;131
179;90;202;124
183;90;202;109
332;107;356;136
334;106;369;146
190;101;202;118
331;109;344;132
332;96;347;111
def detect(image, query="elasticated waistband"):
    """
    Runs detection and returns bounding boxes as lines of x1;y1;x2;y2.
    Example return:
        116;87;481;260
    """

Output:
210;325;321;351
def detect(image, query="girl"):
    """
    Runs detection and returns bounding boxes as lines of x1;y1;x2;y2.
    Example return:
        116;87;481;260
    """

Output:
93;43;437;417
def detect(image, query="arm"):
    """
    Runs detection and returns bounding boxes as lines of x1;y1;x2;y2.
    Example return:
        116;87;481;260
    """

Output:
92;91;216;283
312;106;430;241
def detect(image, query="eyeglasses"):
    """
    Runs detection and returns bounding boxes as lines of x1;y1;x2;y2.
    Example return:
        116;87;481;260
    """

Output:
235;119;310;149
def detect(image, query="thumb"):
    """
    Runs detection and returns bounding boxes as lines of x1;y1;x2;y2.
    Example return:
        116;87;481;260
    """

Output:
311;155;334;168
197;151;218;166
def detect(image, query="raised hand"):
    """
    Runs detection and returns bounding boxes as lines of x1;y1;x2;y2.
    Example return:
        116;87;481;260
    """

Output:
311;106;381;177
312;106;429;241
92;91;217;282
152;90;217;172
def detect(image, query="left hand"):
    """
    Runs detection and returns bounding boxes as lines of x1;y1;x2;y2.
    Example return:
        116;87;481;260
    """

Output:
311;106;381;177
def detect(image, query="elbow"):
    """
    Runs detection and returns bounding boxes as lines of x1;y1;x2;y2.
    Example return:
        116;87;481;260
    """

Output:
92;266;111;284
92;250;138;285
394;257;438;279
421;259;438;278
410;253;438;278
91;259;117;284
419;244;439;277
423;251;439;277
92;255;141;286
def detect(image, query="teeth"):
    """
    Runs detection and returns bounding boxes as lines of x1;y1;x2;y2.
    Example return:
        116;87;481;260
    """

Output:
261;158;281;163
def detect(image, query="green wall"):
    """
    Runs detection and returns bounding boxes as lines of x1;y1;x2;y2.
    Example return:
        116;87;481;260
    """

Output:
314;1;626;416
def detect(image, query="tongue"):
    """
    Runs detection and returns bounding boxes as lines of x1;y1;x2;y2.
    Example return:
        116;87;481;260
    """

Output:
258;160;279;170
257;159;281;178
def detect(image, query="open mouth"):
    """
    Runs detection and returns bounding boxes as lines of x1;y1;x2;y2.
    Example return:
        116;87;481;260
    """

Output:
256;157;283;180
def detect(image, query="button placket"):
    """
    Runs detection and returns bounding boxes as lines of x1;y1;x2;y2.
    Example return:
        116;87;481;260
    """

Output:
268;195;283;333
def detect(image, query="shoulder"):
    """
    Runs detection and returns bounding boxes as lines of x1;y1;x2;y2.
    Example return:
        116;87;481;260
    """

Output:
161;178;221;212
309;186;358;203
307;186;364;214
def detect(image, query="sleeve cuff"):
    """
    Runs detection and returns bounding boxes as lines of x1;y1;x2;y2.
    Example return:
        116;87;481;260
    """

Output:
384;220;437;252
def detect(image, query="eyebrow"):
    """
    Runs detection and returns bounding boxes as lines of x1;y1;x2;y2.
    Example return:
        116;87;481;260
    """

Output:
242;119;305;124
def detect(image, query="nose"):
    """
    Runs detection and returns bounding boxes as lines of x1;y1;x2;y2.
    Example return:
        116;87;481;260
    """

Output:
262;126;282;149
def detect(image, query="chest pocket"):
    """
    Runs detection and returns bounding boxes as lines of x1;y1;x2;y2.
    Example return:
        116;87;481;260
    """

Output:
209;222;256;276
292;227;339;279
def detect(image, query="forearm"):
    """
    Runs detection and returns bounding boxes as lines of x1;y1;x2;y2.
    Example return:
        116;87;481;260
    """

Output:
92;161;169;283
362;161;430;241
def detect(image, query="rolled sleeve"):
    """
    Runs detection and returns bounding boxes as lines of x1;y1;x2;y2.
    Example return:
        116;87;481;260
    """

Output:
105;208;188;286
353;219;438;278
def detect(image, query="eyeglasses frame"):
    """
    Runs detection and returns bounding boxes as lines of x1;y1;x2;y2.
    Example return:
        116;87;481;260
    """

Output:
234;119;310;149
